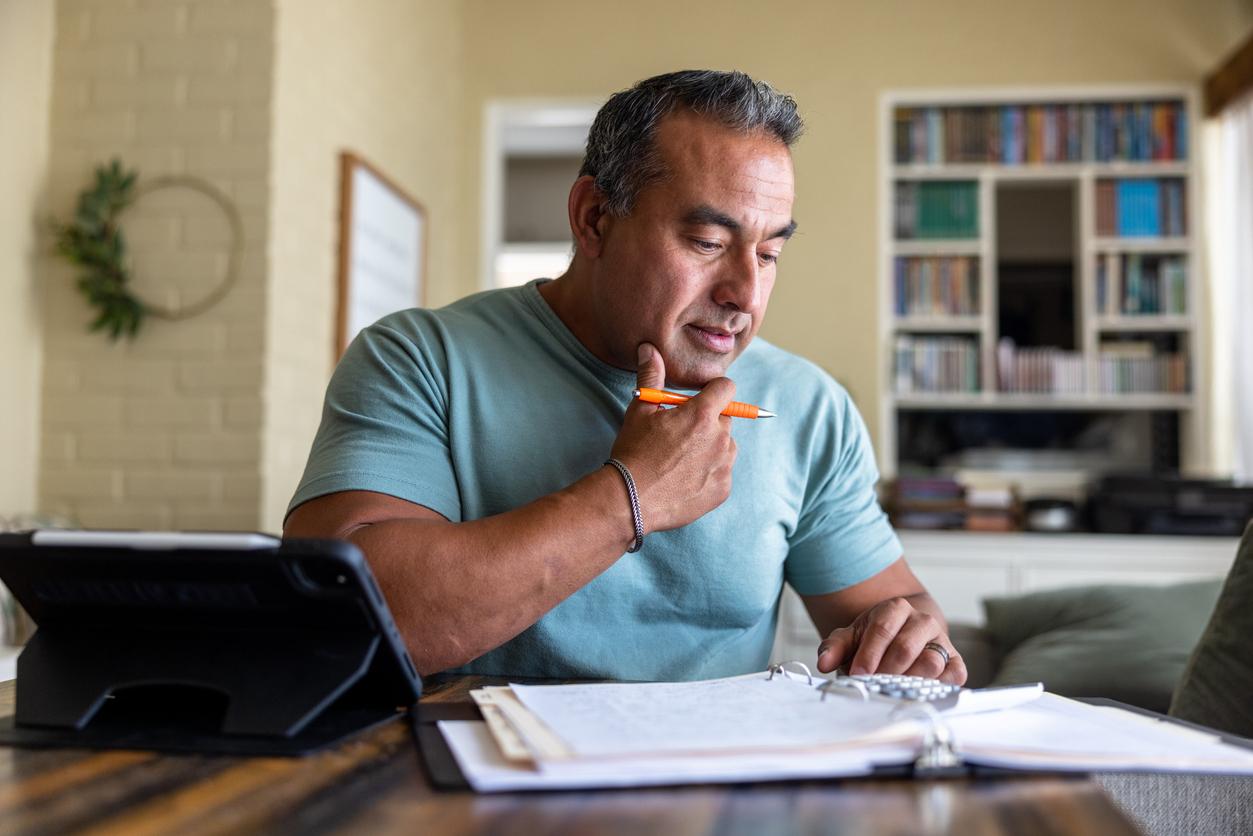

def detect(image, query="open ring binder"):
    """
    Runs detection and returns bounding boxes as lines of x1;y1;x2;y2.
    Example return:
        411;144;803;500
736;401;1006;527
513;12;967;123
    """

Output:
426;662;1253;792
771;661;965;777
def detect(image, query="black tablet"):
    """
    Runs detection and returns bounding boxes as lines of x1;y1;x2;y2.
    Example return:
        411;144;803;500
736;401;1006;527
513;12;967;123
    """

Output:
0;530;422;756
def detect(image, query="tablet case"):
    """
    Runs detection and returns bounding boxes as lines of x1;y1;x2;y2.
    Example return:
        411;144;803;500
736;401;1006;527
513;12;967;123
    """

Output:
0;530;422;756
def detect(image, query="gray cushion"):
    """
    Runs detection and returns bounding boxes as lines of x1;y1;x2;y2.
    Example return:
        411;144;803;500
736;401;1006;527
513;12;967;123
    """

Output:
948;622;997;689
1169;520;1253;737
982;578;1222;712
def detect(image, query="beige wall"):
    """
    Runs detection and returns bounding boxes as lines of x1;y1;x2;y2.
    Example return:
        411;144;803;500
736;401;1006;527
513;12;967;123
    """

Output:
10;1;1251;531
264;0;465;529
38;0;275;530
25;0;465;533
0;0;54;516
457;0;1253;451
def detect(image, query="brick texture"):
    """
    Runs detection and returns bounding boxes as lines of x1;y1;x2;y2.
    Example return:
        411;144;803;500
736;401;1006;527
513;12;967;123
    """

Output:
37;0;466;533
39;0;274;532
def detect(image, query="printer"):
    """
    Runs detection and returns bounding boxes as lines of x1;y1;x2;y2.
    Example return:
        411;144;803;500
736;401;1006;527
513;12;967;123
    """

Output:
1088;475;1253;537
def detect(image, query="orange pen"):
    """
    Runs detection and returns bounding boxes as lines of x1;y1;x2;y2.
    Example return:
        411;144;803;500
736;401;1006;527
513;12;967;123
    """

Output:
633;387;777;419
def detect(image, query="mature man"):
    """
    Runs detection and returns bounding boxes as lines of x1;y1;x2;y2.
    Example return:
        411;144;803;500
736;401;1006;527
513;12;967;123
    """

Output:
285;70;966;686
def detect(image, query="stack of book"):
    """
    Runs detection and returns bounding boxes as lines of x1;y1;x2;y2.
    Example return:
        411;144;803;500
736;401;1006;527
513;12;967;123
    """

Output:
894;256;979;316
1095;253;1187;315
1095;178;1187;237
888;477;967;530
894;181;978;239
887;476;1020;532
995;339;1086;394
893;336;980;393
962;481;1020;532
893;101;1187;165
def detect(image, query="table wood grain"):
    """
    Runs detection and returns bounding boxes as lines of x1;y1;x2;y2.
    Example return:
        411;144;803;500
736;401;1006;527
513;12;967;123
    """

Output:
0;677;1140;835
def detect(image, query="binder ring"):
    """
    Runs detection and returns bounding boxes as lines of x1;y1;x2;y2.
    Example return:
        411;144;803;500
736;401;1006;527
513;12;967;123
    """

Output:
766;661;814;685
820;678;870;702
891;701;963;774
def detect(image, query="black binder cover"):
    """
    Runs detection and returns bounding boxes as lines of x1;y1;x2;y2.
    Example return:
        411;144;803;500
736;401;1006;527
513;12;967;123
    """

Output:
0;531;422;756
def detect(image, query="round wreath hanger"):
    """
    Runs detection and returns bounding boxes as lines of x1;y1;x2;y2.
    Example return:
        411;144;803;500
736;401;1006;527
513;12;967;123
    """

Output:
52;160;244;340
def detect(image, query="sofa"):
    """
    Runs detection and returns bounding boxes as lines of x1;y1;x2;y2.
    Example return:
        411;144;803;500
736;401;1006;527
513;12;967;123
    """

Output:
948;520;1253;836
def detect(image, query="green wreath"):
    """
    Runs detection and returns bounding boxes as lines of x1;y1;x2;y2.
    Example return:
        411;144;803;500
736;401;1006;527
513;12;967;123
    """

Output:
52;159;242;340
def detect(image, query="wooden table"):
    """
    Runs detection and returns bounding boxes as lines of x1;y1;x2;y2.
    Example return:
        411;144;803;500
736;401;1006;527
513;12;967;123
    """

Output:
0;677;1140;835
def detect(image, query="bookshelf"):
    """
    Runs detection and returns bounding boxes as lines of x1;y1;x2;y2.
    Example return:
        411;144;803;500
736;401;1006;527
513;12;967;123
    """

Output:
879;87;1203;478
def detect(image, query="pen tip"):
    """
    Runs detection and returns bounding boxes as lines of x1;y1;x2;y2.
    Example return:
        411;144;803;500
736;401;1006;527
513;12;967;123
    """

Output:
758;409;777;418
632;389;641;398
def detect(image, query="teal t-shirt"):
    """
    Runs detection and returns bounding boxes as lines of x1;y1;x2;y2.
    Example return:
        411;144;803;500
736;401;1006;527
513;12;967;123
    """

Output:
288;280;901;680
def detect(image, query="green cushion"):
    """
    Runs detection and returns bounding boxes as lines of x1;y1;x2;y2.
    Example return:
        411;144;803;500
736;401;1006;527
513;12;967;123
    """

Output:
1170;521;1253;737
983;578;1223;713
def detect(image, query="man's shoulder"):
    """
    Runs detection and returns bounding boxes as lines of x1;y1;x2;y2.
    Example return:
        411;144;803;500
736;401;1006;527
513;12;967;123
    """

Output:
738;338;852;403
374;284;530;334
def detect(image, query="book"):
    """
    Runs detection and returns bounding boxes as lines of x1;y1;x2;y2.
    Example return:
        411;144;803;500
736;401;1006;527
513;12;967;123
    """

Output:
893;336;980;393
1117;180;1161;236
434;668;1253;792
892;101;1185;165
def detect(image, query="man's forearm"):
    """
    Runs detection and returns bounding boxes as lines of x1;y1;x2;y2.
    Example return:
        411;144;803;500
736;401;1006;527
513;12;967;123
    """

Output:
349;466;636;674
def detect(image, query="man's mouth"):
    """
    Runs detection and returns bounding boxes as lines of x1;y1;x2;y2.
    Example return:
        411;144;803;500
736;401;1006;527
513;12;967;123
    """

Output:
685;324;740;354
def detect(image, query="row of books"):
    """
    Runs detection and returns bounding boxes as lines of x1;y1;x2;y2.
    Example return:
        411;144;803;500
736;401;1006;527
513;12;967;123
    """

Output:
1095;346;1189;394
893;256;980;317
893;336;980;393
992;339;1189;394
1095;178;1186;237
894;181;978;239
1095;253;1188;316
893;101;1188;165
994;343;1086;394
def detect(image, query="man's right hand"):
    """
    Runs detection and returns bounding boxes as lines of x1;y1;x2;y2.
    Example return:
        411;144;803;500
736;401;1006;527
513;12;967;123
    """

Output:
608;342;738;533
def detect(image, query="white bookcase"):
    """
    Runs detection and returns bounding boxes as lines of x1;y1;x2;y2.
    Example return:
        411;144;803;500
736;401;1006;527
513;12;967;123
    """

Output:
878;87;1204;477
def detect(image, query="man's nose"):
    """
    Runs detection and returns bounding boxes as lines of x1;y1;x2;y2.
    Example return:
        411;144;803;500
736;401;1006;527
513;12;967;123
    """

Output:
713;248;763;312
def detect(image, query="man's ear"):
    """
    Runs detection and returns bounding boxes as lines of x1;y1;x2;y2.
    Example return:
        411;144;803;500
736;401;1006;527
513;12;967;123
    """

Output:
568;175;611;259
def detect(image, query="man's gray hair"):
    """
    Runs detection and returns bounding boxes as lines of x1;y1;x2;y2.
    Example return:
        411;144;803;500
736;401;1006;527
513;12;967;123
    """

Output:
578;70;803;217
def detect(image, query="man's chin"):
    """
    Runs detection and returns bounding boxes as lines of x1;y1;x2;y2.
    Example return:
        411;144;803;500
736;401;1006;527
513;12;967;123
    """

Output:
663;357;737;389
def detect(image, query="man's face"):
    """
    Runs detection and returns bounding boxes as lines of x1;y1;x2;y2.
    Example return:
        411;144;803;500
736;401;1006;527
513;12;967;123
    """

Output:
590;111;796;388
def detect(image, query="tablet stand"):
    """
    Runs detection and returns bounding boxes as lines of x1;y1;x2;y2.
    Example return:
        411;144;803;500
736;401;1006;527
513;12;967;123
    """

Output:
0;627;402;756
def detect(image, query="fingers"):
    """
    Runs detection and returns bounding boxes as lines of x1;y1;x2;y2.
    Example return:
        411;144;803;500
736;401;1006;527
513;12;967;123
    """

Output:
687;376;736;420
816;627;855;673
846;600;912;676
900;640;950;681
904;645;968;686
636;342;665;390
625;343;666;422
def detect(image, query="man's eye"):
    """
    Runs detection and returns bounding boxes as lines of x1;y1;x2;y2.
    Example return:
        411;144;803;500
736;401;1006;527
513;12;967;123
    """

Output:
759;252;779;265
693;239;721;253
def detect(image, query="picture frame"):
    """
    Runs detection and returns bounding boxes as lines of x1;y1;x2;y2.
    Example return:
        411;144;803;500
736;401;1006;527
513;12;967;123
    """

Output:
335;151;428;358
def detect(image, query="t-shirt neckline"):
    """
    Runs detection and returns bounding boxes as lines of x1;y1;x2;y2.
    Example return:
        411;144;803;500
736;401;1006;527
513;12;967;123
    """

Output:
521;278;637;388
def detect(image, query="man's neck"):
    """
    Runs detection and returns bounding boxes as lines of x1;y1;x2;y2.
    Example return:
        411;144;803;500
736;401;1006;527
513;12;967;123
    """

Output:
536;266;618;369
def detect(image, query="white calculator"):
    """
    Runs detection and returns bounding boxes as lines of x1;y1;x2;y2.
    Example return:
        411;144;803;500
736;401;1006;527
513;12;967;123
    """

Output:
821;673;1043;715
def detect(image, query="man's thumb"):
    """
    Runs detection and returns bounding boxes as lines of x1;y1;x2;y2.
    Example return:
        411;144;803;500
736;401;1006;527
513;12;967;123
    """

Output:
636;342;665;390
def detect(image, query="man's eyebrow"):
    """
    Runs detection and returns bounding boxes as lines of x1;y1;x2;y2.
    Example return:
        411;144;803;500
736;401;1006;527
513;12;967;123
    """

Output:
682;205;740;232
773;220;798;241
682;206;799;241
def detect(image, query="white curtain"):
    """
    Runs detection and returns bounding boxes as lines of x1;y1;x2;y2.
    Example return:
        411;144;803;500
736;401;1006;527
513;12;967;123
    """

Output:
1206;90;1253;480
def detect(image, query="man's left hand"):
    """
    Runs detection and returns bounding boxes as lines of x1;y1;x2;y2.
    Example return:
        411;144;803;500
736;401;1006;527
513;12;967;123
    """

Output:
815;597;967;685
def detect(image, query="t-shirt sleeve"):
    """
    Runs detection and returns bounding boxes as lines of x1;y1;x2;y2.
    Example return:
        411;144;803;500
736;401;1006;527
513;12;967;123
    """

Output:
285;315;462;523
783;383;902;596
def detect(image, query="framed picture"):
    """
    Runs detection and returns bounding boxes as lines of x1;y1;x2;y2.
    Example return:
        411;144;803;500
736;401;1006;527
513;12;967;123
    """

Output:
336;151;428;358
